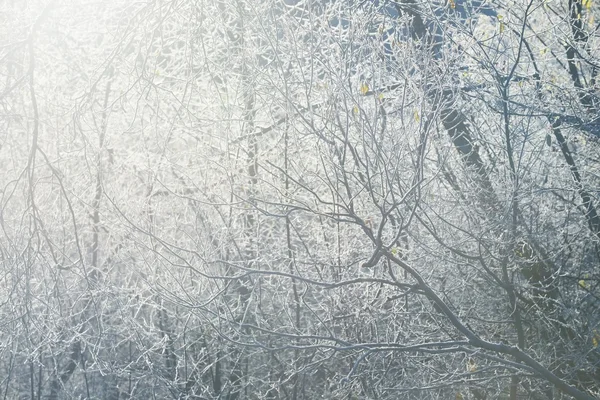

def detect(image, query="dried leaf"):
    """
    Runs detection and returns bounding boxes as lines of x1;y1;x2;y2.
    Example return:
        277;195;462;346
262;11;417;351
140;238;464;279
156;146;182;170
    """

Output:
360;83;369;95
467;358;477;372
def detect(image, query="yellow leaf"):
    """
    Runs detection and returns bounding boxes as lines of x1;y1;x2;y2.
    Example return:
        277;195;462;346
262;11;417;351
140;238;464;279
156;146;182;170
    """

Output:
360;83;369;95
378;93;384;101
456;393;464;400
515;248;523;258
414;110;420;122
449;0;456;9
391;247;398;255
593;336;598;348
499;22;505;33
353;105;359;115
583;0;592;9
467;358;477;372
579;279;589;289
590;14;595;27
541;47;548;55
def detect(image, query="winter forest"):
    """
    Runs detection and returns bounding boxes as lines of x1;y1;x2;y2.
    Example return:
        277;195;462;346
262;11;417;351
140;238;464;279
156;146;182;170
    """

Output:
2;0;600;399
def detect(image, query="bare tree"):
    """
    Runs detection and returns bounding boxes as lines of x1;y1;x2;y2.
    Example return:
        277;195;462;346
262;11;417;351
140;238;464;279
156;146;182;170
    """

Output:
1;0;599;399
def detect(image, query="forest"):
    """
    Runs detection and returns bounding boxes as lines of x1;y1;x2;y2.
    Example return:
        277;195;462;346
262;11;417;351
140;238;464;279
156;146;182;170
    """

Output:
1;0;600;398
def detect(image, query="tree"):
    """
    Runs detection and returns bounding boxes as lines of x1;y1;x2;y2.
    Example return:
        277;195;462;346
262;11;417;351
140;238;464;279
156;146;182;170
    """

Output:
1;0;599;399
